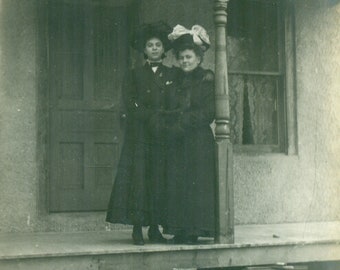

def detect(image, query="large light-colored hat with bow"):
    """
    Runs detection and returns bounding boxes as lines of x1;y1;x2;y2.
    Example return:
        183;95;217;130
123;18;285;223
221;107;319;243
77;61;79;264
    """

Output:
168;24;210;52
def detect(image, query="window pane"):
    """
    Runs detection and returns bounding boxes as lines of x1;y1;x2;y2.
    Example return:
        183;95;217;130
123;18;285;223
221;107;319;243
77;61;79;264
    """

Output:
229;75;279;145
226;0;284;149
227;0;279;72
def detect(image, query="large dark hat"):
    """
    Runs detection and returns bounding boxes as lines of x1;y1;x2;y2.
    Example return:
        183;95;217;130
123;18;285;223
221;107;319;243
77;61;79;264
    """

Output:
131;21;172;52
168;24;210;52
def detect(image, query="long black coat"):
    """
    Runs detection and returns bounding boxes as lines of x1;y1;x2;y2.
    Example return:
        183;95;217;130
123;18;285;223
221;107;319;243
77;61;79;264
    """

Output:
163;66;216;237
106;63;177;226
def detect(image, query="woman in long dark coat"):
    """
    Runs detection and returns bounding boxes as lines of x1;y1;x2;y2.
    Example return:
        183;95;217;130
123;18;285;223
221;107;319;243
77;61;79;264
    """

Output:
164;25;216;244
106;22;176;245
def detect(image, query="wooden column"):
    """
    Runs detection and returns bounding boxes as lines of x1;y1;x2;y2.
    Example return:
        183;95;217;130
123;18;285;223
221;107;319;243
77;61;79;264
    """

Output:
214;0;234;244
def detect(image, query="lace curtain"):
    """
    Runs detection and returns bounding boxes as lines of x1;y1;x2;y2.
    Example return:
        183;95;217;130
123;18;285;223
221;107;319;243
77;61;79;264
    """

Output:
226;0;280;145
227;35;279;145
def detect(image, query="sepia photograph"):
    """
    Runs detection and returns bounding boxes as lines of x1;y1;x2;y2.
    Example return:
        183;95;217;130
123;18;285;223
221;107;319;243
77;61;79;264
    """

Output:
0;0;339;269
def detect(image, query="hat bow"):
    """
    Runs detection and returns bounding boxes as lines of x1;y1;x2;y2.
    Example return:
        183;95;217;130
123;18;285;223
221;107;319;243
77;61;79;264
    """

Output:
168;24;210;48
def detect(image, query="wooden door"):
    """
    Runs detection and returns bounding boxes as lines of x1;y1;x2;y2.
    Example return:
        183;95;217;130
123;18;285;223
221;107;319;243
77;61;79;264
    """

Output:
48;1;129;212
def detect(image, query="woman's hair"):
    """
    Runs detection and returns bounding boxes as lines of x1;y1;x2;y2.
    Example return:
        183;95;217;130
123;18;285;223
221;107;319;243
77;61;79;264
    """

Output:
174;43;204;63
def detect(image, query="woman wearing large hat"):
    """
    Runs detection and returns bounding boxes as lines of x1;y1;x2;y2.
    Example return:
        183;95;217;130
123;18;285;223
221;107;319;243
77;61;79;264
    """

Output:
106;21;176;245
164;24;216;244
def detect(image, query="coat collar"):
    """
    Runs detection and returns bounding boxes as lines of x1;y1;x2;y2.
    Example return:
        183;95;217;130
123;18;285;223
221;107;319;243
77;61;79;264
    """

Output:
177;66;205;86
142;63;166;89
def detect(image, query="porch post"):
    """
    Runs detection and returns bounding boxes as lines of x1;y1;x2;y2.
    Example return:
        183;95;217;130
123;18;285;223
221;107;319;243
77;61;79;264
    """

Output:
213;0;234;244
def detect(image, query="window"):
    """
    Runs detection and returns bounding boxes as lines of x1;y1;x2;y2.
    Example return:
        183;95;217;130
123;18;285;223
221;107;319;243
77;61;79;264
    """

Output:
226;0;295;153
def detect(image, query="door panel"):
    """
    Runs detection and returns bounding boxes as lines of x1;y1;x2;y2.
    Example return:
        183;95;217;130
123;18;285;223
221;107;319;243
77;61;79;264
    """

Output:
49;1;129;212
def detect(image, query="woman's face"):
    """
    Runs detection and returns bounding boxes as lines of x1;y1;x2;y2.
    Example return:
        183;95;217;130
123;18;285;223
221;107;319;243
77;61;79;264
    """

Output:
178;49;201;73
144;37;164;61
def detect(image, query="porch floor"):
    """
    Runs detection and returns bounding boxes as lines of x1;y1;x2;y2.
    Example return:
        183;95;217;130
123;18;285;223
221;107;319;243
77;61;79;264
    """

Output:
0;221;339;270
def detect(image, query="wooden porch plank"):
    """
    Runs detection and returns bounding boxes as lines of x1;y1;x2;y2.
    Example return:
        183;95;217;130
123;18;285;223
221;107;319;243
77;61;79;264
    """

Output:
0;222;338;270
0;240;338;270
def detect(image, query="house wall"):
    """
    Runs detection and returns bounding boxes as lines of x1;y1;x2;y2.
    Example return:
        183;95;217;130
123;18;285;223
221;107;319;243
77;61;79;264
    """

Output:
0;0;107;232
233;0;340;224
0;0;40;232
0;0;338;233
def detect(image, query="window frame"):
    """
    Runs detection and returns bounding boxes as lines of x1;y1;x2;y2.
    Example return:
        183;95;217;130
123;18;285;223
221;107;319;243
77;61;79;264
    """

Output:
228;0;297;155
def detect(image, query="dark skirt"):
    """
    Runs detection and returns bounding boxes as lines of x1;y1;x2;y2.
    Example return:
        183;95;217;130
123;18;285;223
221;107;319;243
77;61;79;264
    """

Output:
106;125;167;226
163;126;216;237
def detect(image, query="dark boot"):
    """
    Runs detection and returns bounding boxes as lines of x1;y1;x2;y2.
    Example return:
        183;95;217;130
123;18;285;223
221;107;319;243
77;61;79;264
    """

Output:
170;230;187;244
132;225;144;246
186;235;198;245
147;225;167;243
172;234;187;244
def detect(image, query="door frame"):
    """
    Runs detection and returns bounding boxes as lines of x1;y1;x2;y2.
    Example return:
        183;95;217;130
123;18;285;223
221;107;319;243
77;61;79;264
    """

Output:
35;0;140;214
